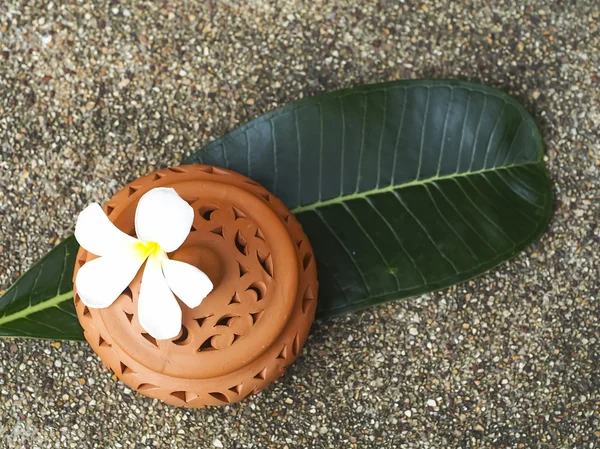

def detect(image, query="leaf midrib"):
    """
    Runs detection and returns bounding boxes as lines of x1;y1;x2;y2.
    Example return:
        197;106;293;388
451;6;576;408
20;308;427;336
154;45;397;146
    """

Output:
0;291;74;325
0;163;541;326
291;162;541;214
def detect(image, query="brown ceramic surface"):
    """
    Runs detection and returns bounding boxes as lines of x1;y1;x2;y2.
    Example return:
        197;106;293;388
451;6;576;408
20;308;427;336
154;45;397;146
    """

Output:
72;164;318;407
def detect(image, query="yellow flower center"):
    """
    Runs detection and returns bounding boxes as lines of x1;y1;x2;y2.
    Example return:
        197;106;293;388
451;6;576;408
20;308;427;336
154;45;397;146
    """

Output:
133;240;161;258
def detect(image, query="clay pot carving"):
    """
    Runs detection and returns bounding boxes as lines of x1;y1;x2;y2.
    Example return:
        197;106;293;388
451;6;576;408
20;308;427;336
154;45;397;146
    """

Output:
72;165;318;407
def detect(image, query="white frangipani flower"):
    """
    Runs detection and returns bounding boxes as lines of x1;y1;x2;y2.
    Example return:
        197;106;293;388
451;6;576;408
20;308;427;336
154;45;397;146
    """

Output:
75;187;213;340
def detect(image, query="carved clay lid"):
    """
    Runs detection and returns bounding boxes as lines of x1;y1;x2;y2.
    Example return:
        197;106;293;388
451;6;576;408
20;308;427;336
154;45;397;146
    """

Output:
72;165;318;407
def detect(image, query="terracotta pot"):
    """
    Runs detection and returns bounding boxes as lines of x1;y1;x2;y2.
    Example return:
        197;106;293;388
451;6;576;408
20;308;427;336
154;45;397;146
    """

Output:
72;165;318;407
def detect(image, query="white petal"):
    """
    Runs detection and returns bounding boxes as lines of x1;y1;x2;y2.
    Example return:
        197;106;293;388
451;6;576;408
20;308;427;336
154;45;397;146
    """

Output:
75;203;139;257
134;187;193;253
137;254;182;340
76;249;146;309
162;259;213;309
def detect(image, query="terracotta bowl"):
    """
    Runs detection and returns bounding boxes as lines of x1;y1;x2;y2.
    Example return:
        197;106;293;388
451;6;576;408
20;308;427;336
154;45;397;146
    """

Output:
72;164;318;407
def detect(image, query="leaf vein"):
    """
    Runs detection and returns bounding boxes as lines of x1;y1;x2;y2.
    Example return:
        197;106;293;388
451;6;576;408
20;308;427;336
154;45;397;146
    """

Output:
431;182;497;253
479;172;538;223
482;102;506;169
315;210;372;296
416;87;430;180
28;261;45;307
364;197;427;285
456;93;471;173
452;179;516;245
436;86;453;177
24;315;67;335
503;167;543;196
423;184;480;262
494;171;542;208
56;243;68;297
375;89;387;188
392;191;460;274
391;87;407;185
501;121;523;166
341;202;401;290
468;94;487;171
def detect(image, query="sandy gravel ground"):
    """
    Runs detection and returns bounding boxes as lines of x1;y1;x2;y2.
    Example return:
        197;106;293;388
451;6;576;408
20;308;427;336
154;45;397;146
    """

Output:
0;1;598;448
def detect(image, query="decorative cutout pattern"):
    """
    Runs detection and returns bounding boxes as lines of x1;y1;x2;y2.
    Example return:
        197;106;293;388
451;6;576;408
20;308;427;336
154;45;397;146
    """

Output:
73;165;318;407
120;361;134;375
229;384;243;395
141;333;158;347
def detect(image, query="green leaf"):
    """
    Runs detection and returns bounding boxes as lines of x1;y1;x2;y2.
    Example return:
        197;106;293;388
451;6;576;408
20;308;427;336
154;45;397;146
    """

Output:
0;235;84;340
184;79;552;318
0;79;552;340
